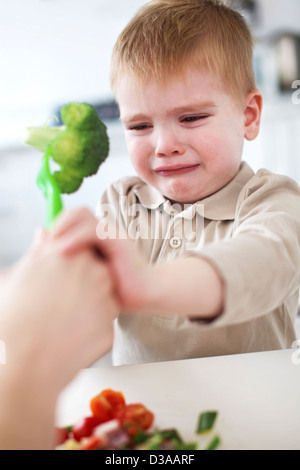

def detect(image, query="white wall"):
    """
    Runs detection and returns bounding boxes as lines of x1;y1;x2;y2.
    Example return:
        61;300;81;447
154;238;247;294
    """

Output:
0;0;146;147
1;0;300;146
256;0;300;36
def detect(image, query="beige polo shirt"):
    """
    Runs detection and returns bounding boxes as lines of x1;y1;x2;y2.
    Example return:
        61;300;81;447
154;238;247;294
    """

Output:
97;162;300;365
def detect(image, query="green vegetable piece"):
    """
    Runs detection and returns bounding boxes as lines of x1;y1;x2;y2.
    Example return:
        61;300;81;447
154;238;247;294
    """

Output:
160;429;183;442
25;125;63;153
25;102;109;227
133;431;149;444
196;411;218;434
204;435;221;451
136;432;163;450
64;425;73;433
174;441;198;450
136;429;198;450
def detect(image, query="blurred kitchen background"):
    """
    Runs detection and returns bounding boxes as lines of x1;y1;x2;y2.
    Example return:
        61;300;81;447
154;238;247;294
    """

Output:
0;0;299;339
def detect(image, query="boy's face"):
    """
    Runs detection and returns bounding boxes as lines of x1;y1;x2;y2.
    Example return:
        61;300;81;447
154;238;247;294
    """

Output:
117;67;255;204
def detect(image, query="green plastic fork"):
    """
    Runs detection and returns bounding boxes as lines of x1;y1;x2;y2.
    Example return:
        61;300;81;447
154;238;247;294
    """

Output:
36;146;63;228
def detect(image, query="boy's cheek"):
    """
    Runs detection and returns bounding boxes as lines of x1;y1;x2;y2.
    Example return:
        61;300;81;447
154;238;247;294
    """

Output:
128;147;150;173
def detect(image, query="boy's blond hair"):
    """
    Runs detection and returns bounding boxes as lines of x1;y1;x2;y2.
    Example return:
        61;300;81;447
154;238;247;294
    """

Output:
110;0;256;103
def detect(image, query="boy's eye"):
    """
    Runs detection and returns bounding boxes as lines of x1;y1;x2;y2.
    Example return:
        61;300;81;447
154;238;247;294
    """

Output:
129;124;152;131
180;115;208;123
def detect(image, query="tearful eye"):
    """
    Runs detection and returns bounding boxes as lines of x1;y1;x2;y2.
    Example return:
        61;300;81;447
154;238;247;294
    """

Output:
129;124;152;131
181;115;208;123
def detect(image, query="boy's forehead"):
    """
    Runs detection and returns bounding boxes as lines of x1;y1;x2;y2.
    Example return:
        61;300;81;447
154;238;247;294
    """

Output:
116;67;234;117
120;102;218;125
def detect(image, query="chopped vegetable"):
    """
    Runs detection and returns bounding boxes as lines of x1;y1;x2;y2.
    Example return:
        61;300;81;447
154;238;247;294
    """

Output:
55;388;220;451
114;403;154;437
56;438;81;450
79;436;102;451
72;416;103;442
24;102;109;227
196;411;218;434
90;389;126;422
205;435;221;451
134;429;197;450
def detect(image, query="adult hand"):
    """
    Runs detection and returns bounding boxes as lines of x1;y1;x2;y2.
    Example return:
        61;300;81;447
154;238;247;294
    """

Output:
0;219;119;449
0;232;118;392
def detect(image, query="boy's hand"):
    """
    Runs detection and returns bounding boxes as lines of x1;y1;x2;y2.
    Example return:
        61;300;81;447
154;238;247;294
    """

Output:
50;208;151;313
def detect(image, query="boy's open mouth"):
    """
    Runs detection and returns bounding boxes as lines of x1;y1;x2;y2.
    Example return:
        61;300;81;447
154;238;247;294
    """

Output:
154;164;200;177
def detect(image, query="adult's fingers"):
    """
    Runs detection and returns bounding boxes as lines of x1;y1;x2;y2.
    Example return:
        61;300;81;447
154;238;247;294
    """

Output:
29;227;49;251
50;207;95;240
58;222;103;258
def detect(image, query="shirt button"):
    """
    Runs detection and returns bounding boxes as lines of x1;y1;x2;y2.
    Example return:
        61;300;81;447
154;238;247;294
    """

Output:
169;236;182;249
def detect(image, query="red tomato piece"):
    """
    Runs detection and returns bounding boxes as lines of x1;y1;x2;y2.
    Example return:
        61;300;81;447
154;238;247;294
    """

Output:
115;403;154;436
100;389;126;411
80;436;103;450
90;395;114;422
72;416;103;442
90;389;126;421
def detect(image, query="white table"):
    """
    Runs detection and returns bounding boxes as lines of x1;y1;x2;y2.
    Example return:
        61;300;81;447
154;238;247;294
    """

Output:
56;349;300;450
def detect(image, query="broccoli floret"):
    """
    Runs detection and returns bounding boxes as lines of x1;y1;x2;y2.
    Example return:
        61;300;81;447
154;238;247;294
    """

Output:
24;102;109;227
25;102;109;194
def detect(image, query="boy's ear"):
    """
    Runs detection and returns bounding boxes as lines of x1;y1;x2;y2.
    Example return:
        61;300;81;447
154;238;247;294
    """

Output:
243;90;263;141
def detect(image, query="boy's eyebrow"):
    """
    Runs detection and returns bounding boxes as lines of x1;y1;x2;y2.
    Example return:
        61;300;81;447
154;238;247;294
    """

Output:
120;101;217;124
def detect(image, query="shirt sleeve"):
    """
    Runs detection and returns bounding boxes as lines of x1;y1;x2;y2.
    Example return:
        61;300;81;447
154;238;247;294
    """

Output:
195;170;300;327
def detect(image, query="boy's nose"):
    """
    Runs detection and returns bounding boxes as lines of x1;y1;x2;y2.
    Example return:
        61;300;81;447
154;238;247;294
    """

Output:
154;128;185;157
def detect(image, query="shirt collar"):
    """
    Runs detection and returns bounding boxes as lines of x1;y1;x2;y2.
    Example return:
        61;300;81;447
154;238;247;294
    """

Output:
133;162;255;221
133;181;166;209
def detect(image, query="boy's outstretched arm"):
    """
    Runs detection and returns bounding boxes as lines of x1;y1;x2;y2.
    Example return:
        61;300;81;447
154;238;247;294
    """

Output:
51;208;224;321
136;255;224;320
